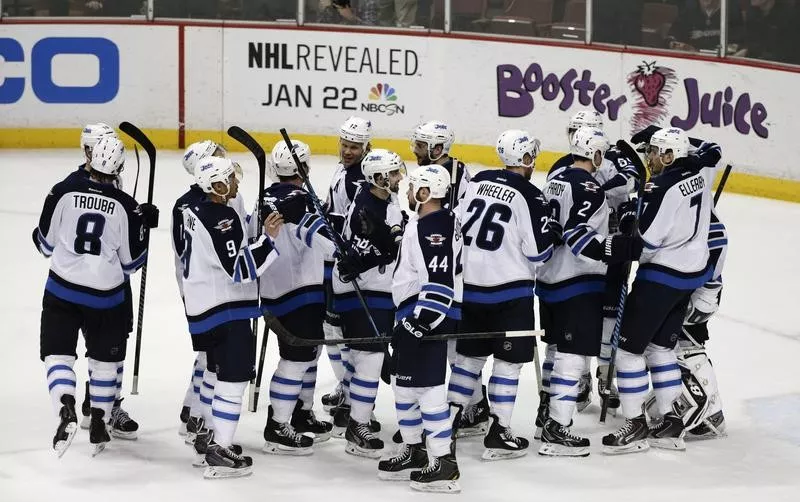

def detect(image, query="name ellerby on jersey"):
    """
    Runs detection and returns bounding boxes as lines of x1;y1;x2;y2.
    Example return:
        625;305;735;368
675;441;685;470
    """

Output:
476;182;516;203
679;176;705;197
72;194;116;214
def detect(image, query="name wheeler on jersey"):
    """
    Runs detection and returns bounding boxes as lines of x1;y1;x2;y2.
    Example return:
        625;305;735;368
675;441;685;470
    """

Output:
458;170;555;303
34;175;147;308
636;141;722;290
393;210;463;326
332;186;404;312
259;183;336;316
537;168;610;302
180;201;278;334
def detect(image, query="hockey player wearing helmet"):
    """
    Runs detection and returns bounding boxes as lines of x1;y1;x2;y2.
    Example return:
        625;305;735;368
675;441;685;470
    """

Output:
378;164;462;492
410;120;471;209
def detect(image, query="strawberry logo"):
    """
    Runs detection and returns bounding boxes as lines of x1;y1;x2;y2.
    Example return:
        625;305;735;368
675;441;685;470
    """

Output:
633;61;666;107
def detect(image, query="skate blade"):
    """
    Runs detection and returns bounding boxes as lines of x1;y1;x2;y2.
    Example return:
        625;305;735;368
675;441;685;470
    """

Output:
110;429;138;441
262;441;313;456
481;448;528;461
79;416;90;430
377;470;412;481
648;437;686;451
53;423;78;459
345;442;383;459
192;454;208;468
203;465;252;479
602;440;649;455
538;443;590;457
686;430;727;441
455;423;489;438
178;423;188;436
311;432;331;443
534;426;543;441
91;442;107;457
576;399;592;413
410;479;461;493
330;427;347;439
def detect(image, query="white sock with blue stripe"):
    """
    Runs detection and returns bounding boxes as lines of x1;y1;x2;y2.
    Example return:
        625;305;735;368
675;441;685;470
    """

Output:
393;383;423;444
326;345;345;381
600;318;615;365
269;359;309;423
488;359;522;427
348;349;382;424
468;371;484;406
342;355;355;406
211;380;247;448
299;351;321;410
420;385;452;458
114;361;124;402
200;370;217;430
548;351;586;426
542;344;556;395
616;349;650;419
447;354;485;407
189;353;206;418
644;343;683;416
45;355;77;415
88;359;117;420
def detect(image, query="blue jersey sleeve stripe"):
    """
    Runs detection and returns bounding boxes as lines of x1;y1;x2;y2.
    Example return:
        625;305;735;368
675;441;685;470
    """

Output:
527;245;554;263
420;283;455;297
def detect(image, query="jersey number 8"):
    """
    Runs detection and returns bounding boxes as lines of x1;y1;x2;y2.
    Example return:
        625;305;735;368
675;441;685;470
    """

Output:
74;213;106;256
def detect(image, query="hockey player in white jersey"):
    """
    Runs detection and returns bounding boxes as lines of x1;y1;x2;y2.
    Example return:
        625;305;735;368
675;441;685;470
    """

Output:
447;130;556;461
378;164;462;492
69;124;141;440
181;156;283;478
260;140;337;455
602;127;722;455
172;140;246;446
321;116;373;414
34;136;158;457
537;127;640;456
333;149;406;458
546;110;639;414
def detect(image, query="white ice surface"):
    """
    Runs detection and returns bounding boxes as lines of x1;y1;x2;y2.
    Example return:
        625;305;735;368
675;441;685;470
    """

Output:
1;149;798;502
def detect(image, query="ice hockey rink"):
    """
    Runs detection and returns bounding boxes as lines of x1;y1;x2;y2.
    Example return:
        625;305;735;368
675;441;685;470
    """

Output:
1;148;798;502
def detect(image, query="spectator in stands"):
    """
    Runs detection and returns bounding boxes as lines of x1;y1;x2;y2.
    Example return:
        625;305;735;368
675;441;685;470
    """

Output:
393;0;417;26
317;0;381;25
742;0;799;64
667;0;743;52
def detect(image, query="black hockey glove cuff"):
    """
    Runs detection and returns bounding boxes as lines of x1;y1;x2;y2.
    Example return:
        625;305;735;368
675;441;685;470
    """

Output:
601;235;642;264
617;200;638;235
140;203;159;229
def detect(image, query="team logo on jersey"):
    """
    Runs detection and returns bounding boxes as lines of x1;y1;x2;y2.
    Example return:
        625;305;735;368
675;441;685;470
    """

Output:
580;181;599;193
425;233;446;246
503;341;512;351
215;218;235;233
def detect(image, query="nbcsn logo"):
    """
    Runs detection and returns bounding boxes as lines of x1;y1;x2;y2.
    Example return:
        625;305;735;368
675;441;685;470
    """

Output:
362;83;405;116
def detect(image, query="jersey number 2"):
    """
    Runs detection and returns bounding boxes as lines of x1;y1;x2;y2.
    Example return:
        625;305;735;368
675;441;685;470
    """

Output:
74;213;106;256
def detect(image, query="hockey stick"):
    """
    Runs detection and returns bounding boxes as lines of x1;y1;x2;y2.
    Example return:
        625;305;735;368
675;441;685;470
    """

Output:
280;128;394;383
226;126;267;412
264;311;542;346
599;140;647;423
131;145;140;199
448;157;459;209
713;164;732;206
119;122;156;396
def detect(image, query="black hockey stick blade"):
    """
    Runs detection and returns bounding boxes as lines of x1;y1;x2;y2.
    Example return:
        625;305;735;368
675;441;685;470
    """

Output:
227;126;266;161
714;164;732;206
119;122;156;204
132;145;141;199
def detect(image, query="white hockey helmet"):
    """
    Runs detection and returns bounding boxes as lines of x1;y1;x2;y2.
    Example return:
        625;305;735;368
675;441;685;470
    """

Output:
411;120;455;161
496;129;541;168
362;149;406;190
81;122;117;151
649;127;689;160
91;136;126;176
195;156;236;196
408;165;450;207
183;140;226;176
271;140;310;178
568;109;604;134
339;116;372;147
569;126;610;167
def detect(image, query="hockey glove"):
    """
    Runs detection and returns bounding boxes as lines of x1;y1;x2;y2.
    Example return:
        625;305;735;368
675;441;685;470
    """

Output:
392;317;430;348
277;190;311;225
139;203;160;229
322;310;344;341
547;218;564;245
685;286;721;324
631;125;662;145
337;248;365;283
601;235;642;264
617;200;638;235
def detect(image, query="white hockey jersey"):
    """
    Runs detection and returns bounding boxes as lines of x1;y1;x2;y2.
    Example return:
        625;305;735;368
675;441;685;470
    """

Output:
537;167;609;302
258;183;336;315
332;186;404;312
636;141;721;290
34;174;147;309
393;209;463;328
181;200;278;334
457;169;556;304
